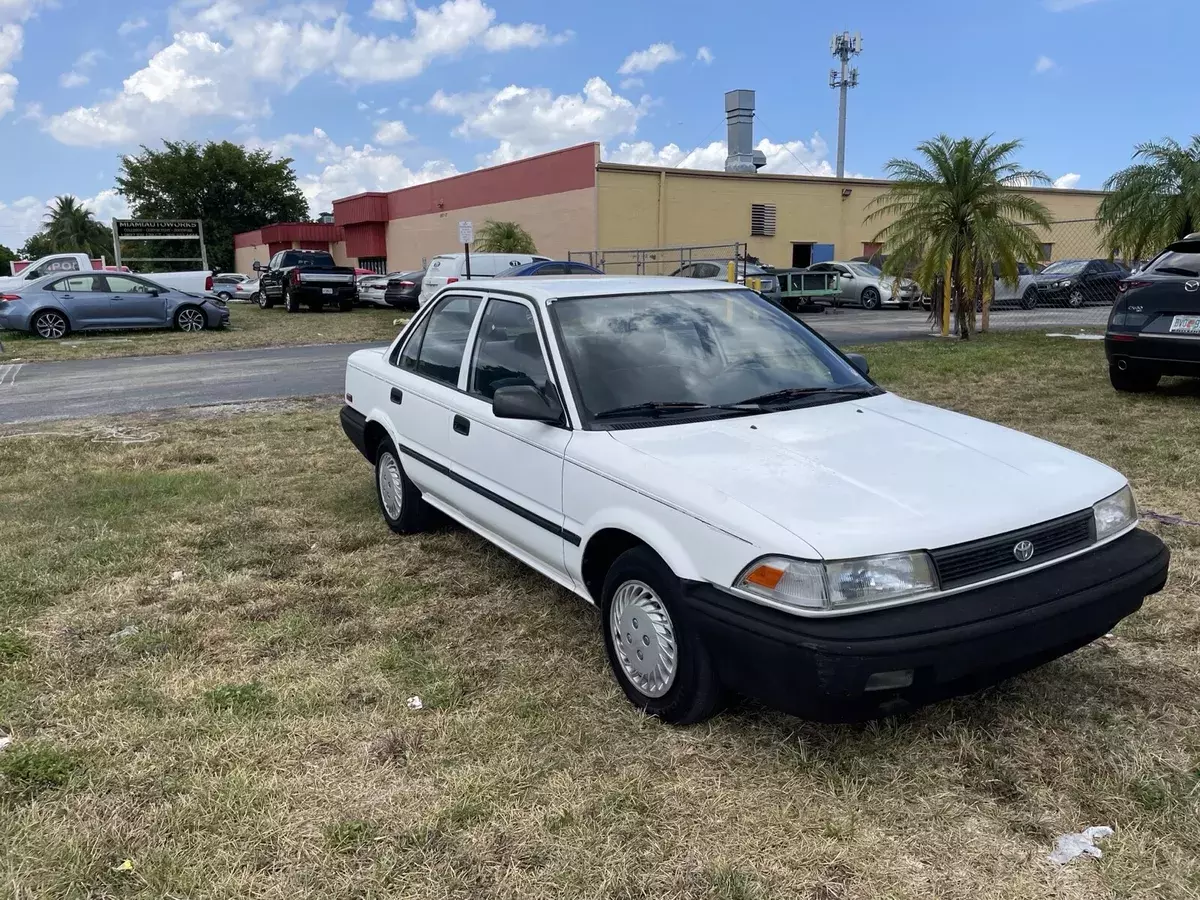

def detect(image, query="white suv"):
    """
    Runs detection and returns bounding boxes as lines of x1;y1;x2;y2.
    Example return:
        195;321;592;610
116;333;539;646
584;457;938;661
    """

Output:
418;253;550;307
340;276;1168;723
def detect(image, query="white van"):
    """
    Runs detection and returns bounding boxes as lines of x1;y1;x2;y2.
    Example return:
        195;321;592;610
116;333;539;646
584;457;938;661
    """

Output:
417;253;550;307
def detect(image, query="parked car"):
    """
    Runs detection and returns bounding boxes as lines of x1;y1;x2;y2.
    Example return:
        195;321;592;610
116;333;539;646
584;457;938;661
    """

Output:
0;271;228;338
0;252;213;296
384;270;424;309
231;279;260;304
418;253;551;307
254;249;357;312
338;276;1168;723
212;273;252;300
669;259;781;304
356;274;392;308
807;261;921;309
1105;236;1200;392
1034;259;1128;308
507;260;604;276
992;261;1040;309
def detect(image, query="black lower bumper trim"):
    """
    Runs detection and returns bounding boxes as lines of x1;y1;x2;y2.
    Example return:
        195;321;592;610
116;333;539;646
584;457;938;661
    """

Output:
340;405;370;460
681;528;1169;721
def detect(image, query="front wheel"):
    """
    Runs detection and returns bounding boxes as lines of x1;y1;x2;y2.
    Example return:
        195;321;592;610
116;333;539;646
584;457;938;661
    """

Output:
252;291;265;307
1020;288;1039;310
1109;364;1160;393
861;288;881;310
601;546;723;725
1067;289;1085;309
174;305;207;332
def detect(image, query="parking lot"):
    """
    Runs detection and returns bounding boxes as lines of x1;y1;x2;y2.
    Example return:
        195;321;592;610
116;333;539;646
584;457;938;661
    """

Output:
796;304;1112;341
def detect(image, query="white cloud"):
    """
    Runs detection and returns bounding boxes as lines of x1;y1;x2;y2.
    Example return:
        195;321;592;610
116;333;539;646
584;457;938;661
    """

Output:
373;119;412;144
249;128;459;216
0;1;51;119
1045;0;1102;9
607;134;837;177
58;48;103;88
617;42;682;75
369;0;408;21
619;77;642;91
696;46;713;64
431;77;648;166
356;100;369;111
1033;55;1055;74
58;71;88;88
43;0;564;145
118;16;149;36
1053;172;1081;189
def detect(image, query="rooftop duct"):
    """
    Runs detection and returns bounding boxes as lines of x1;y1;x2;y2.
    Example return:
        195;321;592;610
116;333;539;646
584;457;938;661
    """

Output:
724;89;767;174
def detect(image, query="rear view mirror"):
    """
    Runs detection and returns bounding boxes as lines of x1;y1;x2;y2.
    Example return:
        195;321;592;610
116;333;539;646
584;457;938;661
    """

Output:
493;384;563;424
845;353;870;376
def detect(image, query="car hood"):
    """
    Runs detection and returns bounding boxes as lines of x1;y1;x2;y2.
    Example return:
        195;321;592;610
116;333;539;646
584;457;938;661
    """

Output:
1036;272;1076;284
605;392;1124;559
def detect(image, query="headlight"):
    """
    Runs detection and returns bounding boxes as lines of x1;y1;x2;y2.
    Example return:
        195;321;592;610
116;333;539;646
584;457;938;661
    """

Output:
1054;279;1073;289
735;551;939;613
1093;485;1136;541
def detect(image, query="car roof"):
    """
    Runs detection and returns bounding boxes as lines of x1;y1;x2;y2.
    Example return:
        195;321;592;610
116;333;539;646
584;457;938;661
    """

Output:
18;271;166;289
439;275;746;303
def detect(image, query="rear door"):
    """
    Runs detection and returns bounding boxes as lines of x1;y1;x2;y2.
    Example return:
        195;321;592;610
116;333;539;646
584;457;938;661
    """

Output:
44;274;109;328
104;275;169;326
261;252;284;302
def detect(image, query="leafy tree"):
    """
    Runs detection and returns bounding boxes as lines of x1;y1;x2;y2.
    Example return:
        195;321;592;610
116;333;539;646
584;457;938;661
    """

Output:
116;140;308;272
18;232;55;260
1099;137;1200;261
474;220;538;254
866;135;1052;339
42;196;113;259
0;243;16;271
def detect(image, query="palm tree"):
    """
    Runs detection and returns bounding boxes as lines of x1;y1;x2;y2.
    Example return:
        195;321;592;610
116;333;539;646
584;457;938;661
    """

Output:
1099;137;1200;262
43;195;112;259
474;220;538;254
866;136;1052;339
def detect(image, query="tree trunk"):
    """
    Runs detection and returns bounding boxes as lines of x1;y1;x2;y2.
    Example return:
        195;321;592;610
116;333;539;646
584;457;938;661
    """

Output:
950;248;969;340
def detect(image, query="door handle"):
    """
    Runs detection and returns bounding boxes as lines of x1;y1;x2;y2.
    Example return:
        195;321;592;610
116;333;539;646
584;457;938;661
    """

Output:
453;415;470;436
390;387;403;405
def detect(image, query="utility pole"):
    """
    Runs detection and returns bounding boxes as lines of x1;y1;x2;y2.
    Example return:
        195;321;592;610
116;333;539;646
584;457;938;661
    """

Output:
829;31;862;179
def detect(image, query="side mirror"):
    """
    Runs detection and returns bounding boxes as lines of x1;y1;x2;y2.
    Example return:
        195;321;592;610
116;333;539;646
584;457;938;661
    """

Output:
841;272;855;280
493;384;562;424
845;353;870;376
252;261;262;272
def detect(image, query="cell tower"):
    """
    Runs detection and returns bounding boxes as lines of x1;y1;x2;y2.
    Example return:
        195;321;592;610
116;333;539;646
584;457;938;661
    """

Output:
829;31;862;179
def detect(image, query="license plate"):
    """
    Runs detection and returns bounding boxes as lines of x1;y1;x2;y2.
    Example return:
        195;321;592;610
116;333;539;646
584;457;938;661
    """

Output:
1169;315;1200;334
322;287;333;295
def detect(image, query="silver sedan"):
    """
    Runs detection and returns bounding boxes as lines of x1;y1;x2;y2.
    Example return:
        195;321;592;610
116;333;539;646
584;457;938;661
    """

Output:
0;271;229;338
808;261;922;309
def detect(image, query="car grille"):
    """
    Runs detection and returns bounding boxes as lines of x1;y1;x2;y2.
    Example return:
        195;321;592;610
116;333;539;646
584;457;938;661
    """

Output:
930;510;1095;589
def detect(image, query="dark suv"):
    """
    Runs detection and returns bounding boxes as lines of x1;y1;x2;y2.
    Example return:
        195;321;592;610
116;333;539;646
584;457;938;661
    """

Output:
1104;236;1200;392
1034;258;1128;308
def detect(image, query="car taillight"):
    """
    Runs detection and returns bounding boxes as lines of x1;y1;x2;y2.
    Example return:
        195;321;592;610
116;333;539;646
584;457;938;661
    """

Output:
399;281;414;288
0;293;21;302
1118;280;1151;293
291;269;300;285
205;275;214;292
445;277;459;285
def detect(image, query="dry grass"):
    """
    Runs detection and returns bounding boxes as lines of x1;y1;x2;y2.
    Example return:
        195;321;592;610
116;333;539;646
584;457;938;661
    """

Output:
1;334;1198;899
0;303;408;363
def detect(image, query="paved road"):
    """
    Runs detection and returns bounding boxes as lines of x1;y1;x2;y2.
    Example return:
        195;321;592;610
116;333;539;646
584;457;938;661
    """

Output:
0;307;1109;424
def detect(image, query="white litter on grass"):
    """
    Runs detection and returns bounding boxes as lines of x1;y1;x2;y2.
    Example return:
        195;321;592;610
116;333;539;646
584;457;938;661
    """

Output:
170;571;185;583
406;696;424;710
0;731;12;752
110;625;140;640
1049;826;1114;865
1045;333;1105;341
0;425;161;444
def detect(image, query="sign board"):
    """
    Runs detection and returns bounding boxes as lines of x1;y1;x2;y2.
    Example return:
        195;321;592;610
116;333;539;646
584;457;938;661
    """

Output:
458;221;474;245
112;219;204;241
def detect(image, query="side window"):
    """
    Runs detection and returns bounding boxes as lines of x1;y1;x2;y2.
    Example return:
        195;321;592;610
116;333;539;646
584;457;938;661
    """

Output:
413;294;482;386
469;299;550;401
394;313;432;371
567;263;595;275
535;263;566;276
47;274;102;292
106;275;156;293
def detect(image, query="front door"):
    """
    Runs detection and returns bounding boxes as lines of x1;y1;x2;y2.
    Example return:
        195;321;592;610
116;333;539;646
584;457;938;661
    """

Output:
446;295;571;577
104;275;168;326
45;274;110;328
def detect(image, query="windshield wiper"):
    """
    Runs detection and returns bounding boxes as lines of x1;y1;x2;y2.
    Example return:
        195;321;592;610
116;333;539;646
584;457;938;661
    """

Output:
1154;266;1200;277
593;401;756;420
735;386;875;406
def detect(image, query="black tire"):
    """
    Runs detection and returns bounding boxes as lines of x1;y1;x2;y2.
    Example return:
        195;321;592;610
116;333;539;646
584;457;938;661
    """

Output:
861;288;881;310
374;441;428;534
1109;364;1160;393
1020;287;1039;310
600;546;723;725
284;286;300;313
31;309;69;339
338;298;354;312
258;291;273;309
1067;289;1085;309
174;305;207;332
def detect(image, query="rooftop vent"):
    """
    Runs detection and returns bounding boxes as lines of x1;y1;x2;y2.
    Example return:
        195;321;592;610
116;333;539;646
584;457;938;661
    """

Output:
725;89;767;174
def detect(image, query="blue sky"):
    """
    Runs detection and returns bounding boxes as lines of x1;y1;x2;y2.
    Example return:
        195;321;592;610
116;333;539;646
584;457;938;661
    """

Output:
0;0;1194;251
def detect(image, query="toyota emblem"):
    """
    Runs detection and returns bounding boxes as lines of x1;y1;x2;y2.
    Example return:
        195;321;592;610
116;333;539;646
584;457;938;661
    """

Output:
1013;540;1035;562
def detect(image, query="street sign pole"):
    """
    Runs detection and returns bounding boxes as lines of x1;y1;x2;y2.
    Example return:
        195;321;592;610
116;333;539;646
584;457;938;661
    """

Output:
459;221;474;279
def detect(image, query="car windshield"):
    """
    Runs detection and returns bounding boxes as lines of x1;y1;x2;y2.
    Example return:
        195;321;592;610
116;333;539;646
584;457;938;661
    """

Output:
850;263;882;277
1042;259;1086;275
552;289;873;422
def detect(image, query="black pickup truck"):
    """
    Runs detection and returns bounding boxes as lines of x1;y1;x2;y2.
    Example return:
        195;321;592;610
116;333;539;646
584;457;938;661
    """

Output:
255;249;357;312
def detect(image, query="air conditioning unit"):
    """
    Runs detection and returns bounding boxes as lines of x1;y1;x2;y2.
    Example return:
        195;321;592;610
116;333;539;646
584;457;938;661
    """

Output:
750;203;777;237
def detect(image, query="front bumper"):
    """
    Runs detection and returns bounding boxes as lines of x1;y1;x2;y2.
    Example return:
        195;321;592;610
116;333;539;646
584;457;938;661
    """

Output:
1106;332;1200;375
681;528;1169;721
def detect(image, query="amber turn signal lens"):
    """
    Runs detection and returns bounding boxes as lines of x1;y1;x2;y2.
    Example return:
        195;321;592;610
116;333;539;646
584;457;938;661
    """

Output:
744;565;785;590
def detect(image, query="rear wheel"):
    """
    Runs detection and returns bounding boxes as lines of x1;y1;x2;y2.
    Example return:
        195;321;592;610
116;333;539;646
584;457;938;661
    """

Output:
216;290;233;302
375;441;428;534
338;297;354;312
601;546;723;725
32;309;69;339
174;305;207;332
861;288;881;310
284;286;300;313
1109;364;1160;393
1020;287;1039;310
251;291;262;305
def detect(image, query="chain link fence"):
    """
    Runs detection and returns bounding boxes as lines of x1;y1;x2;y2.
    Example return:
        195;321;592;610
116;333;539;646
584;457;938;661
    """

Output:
569;242;748;277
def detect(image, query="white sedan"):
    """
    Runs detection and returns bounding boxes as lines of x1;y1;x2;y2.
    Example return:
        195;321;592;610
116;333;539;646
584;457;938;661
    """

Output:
340;277;1169;723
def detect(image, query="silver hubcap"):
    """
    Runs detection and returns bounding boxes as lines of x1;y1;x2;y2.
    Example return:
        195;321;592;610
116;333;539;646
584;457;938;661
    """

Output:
378;452;404;520
1069;291;1083;307
609;580;678;698
179;309;204;331
36;313;66;338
